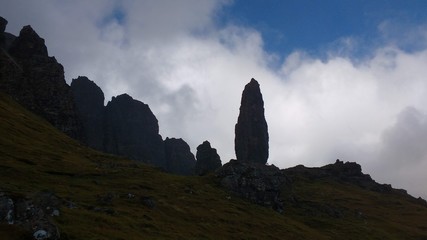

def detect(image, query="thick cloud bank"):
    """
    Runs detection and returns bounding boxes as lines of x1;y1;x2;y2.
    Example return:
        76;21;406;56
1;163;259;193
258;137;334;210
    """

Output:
2;0;427;199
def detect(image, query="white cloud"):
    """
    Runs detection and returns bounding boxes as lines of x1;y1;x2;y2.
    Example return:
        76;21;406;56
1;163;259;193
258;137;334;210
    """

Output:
1;0;427;199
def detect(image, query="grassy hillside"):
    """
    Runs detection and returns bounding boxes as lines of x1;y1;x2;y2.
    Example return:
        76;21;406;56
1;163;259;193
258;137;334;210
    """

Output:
0;92;426;239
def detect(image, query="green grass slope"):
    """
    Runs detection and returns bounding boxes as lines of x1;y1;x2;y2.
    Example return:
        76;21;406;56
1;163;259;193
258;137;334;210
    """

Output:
0;92;426;239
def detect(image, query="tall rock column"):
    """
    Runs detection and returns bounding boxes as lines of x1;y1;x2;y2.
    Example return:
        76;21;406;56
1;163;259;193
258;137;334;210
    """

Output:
70;76;105;150
234;78;269;164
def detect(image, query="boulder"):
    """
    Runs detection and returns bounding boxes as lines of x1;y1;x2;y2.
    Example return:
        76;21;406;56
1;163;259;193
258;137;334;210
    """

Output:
195;141;222;175
235;78;269;164
164;137;196;175
0;191;61;240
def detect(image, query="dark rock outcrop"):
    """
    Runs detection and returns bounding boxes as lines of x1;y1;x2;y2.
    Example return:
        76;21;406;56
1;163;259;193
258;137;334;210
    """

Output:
104;94;166;167
0;23;83;139
195;141;222;175
235;78;269;164
0;17;16;50
71;76;105;150
164;137;196;175
71;77;198;175
0;16;6;34
0;191;61;240
216;160;288;212
284;159;413;195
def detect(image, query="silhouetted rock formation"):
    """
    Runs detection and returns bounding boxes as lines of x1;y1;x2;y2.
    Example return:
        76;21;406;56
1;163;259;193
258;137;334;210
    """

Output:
284;159;409;194
0;23;83;139
71;77;198;175
195;141;222;175
164;137;196;175
0;17;6;34
104;94;166;167
235;78;269;164
71;76;105;150
216;160;287;212
1;17;197;175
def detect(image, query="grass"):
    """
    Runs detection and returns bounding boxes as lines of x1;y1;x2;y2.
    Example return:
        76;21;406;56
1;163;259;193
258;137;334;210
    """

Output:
0;92;426;239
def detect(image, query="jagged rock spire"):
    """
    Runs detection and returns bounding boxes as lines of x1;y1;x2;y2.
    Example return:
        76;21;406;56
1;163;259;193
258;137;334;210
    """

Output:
234;78;269;164
195;141;222;175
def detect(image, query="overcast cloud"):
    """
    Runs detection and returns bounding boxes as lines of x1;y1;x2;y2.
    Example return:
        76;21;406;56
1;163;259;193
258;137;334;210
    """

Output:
1;0;427;199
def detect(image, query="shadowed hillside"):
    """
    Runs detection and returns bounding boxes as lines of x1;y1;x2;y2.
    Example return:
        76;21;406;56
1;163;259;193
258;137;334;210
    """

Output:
1;92;427;239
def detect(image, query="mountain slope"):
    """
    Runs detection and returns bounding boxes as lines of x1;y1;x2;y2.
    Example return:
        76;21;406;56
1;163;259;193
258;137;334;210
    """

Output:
0;92;427;239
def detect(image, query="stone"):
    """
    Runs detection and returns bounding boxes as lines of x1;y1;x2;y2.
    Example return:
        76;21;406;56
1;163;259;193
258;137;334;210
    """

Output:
0;191;61;240
195;141;222;175
71;76;105;150
216;160;288;212
104;94;166;167
141;196;156;209
33;229;49;240
0;195;14;224
235;78;269;164
164;137;196;175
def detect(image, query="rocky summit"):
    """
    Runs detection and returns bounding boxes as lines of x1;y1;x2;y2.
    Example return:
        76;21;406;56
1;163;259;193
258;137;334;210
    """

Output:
235;78;269;164
104;93;166;167
71;76;105;150
195;141;222;176
164;137;196;175
0;23;83;140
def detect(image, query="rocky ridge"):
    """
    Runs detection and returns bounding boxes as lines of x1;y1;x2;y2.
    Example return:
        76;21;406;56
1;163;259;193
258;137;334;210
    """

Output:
0;21;83;140
0;18;199;175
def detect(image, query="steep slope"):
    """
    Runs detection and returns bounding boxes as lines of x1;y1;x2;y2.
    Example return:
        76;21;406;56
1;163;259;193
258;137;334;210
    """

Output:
1;93;427;239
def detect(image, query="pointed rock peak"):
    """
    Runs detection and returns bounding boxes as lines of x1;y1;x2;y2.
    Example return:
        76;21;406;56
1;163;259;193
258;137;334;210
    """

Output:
195;140;222;176
71;76;105;109
9;25;48;58
235;78;269;164
112;93;133;102
198;140;212;149
249;78;259;85
0;16;7;33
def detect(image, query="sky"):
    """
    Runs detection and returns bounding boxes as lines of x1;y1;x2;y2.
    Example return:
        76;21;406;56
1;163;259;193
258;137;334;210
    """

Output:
2;0;427;199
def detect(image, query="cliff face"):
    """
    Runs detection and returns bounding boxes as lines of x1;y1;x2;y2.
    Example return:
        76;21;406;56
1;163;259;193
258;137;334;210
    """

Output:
104;94;166;167
235;78;269;164
71;76;105;150
195;141;222;176
0;23;83;139
1;17;197;175
71;77;199;175
164;137;196;175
